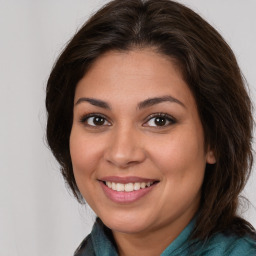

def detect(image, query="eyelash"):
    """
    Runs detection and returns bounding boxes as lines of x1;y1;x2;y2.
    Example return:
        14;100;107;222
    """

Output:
144;113;176;128
79;112;176;128
79;113;111;127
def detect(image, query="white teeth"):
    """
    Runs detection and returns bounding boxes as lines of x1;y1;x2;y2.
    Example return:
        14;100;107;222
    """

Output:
134;182;140;191
140;182;146;189
106;181;112;188
125;183;133;192
116;183;125;192
105;181;155;192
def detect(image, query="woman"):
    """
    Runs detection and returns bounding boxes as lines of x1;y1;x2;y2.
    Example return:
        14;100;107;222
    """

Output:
46;0;256;255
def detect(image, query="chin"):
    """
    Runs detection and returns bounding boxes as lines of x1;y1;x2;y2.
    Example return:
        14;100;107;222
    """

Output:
100;213;151;234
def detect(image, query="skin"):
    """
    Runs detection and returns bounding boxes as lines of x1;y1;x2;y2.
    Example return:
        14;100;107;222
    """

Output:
70;49;216;256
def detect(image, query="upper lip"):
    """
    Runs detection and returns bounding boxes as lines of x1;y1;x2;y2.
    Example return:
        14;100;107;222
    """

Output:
99;176;158;184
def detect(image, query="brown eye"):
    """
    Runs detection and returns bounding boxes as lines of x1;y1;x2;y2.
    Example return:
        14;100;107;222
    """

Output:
92;116;105;126
145;113;176;127
154;117;167;126
81;115;111;127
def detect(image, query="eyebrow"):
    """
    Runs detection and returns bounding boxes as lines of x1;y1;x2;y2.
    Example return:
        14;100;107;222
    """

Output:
75;95;185;110
75;97;111;109
138;95;185;109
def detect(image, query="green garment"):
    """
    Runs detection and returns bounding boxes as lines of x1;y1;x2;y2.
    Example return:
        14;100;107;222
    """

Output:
74;218;256;256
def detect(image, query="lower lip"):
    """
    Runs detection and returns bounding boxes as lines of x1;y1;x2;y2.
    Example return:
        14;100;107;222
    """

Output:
100;182;156;204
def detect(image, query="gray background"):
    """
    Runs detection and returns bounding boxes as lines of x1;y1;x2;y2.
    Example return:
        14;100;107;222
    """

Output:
0;0;255;255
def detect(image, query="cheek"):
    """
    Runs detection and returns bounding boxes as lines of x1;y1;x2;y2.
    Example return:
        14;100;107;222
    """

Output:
69;128;103;180
150;129;206;212
69;128;106;206
149;127;206;180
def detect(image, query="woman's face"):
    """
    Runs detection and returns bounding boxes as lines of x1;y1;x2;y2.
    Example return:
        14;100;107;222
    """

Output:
70;49;215;236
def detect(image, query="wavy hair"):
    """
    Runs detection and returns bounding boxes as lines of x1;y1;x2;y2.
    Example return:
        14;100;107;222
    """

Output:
46;0;255;240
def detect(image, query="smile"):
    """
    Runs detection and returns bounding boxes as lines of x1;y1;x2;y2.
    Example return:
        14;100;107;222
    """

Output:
99;177;159;203
104;181;154;192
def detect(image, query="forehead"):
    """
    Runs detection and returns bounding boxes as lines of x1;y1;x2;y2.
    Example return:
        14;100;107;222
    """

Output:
74;49;194;108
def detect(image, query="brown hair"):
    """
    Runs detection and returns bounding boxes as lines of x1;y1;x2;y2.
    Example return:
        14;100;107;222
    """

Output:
46;0;255;240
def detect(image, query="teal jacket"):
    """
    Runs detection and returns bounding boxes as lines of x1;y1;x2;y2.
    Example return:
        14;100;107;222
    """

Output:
74;218;256;256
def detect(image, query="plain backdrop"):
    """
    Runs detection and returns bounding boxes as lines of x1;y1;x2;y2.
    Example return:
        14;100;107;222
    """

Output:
0;1;255;255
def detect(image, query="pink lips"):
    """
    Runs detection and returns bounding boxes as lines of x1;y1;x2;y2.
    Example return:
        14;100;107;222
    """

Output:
99;176;158;204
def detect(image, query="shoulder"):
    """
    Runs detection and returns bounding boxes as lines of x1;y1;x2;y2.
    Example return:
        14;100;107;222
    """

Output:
74;234;95;256
193;233;256;256
73;218;117;256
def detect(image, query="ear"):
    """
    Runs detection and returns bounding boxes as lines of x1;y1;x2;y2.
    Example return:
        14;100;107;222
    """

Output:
206;149;216;164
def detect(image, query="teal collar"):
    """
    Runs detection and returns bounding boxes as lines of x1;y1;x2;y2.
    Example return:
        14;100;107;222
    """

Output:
90;218;196;256
75;217;256;256
161;218;196;255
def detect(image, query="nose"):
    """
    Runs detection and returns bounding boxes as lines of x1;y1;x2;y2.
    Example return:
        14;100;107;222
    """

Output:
104;126;146;169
